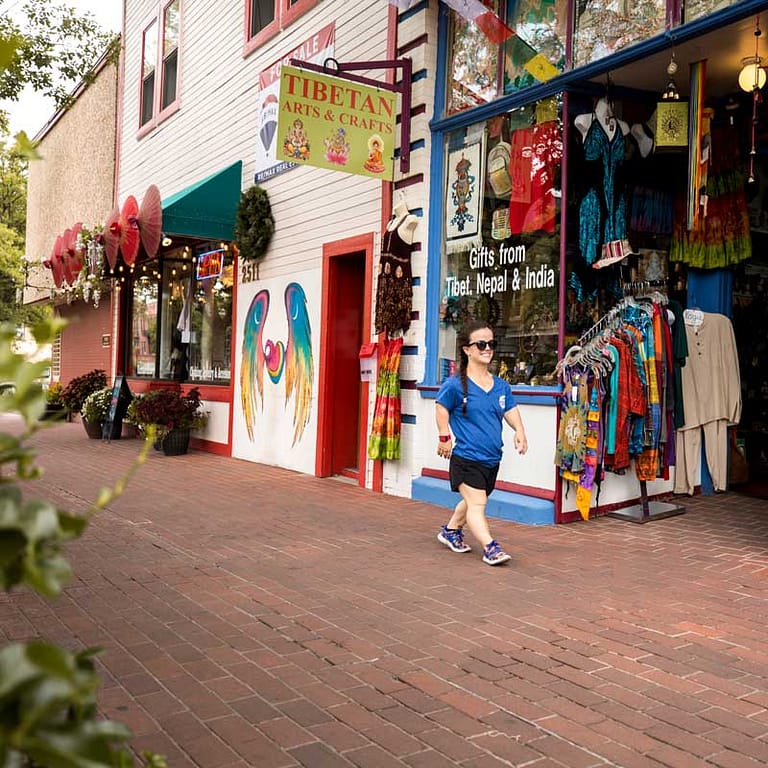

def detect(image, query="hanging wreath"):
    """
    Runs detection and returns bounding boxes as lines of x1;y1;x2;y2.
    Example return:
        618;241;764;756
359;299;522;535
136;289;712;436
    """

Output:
234;185;274;263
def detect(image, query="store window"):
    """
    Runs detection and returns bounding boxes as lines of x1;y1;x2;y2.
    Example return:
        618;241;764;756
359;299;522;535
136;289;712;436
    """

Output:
128;244;234;384
683;0;740;22
448;0;567;115
245;0;320;51
139;0;181;131
572;0;666;68
504;0;567;93
438;97;562;386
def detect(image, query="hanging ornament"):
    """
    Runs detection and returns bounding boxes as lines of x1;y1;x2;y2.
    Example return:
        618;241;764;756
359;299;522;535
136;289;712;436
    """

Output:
656;50;689;150
743;16;765;184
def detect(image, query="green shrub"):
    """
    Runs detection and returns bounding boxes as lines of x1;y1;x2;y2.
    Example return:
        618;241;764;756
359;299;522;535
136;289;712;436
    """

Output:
134;387;207;437
60;369;107;413
45;381;64;405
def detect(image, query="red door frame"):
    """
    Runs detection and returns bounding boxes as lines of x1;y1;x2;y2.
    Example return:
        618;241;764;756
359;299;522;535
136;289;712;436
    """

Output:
316;233;380;489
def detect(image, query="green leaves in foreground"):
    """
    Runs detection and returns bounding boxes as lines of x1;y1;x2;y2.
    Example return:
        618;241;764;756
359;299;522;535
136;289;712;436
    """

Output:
0;486;86;596
0;641;151;768
0;320;166;766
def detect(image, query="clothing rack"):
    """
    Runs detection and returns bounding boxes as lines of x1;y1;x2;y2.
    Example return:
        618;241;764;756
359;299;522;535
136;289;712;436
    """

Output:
621;278;668;295
575;296;635;347
564;295;685;524
604;289;685;524
605;484;684;524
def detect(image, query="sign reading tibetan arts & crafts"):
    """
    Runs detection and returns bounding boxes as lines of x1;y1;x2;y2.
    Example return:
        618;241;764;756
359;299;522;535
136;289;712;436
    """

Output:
254;22;335;184
277;65;396;180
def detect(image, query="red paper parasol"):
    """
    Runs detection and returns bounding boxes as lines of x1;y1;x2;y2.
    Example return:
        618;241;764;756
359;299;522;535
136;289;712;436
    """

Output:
138;184;162;257
61;229;75;285
120;195;140;266
102;205;120;270
43;243;58;287
66;223;84;280
51;235;65;288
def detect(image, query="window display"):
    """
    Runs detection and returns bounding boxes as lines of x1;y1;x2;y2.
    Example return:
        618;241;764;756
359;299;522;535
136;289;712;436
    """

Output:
438;98;562;386
127;243;233;383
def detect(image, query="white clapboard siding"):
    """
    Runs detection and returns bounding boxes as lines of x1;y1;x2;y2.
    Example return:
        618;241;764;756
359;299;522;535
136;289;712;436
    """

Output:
118;0;388;218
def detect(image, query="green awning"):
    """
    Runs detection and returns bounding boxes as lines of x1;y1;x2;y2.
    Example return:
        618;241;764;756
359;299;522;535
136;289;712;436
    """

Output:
162;160;242;241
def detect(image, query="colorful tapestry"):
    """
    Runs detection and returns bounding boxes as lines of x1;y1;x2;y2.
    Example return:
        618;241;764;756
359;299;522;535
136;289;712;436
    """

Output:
445;140;483;254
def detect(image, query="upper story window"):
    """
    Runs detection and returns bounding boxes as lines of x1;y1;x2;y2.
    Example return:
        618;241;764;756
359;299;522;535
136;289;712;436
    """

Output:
139;0;181;132
244;0;321;53
162;0;180;110
249;0;276;39
140;21;157;127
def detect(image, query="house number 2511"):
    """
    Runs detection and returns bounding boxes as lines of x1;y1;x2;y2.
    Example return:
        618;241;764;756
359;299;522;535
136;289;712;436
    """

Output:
241;261;260;283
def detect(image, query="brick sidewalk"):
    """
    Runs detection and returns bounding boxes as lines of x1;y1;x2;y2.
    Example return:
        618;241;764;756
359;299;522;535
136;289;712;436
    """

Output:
3;416;768;767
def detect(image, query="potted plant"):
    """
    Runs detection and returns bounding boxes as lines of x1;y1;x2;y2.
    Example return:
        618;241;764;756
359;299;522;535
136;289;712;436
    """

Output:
133;387;207;455
60;369;107;420
80;386;112;439
123;394;143;438
40;382;66;421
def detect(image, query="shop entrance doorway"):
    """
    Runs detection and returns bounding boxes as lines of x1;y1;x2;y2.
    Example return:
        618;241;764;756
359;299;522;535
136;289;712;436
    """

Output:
316;233;375;486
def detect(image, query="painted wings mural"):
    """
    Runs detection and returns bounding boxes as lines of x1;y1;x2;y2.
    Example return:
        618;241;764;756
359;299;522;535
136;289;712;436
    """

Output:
240;282;314;445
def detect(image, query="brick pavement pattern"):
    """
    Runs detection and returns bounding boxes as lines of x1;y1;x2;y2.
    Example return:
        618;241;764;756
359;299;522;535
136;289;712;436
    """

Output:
3;417;768;767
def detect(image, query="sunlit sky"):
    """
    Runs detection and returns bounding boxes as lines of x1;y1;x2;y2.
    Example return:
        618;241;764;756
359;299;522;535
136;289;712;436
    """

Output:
1;0;122;138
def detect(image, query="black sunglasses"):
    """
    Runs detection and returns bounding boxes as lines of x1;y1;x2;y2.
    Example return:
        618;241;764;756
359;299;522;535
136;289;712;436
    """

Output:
467;339;497;351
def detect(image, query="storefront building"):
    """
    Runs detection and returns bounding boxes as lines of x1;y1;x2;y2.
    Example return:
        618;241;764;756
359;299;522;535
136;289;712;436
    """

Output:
115;0;398;461
407;0;768;523
111;0;766;524
24;49;119;387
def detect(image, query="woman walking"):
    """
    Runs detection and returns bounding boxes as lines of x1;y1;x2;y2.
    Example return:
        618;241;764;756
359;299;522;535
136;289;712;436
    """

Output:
435;320;528;565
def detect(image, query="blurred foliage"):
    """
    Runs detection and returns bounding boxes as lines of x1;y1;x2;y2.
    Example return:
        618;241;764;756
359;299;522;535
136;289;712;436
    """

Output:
0;320;163;767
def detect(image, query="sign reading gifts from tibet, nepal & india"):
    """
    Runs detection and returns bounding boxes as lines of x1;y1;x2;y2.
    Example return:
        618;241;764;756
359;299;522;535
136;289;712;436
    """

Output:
444;243;556;299
255;22;335;184
277;65;396;181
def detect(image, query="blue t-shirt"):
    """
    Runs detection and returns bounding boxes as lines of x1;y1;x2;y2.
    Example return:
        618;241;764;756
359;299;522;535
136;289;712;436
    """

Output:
436;374;517;466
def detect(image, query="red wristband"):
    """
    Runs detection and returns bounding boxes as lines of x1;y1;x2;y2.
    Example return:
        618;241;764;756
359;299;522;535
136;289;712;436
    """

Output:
438;435;452;443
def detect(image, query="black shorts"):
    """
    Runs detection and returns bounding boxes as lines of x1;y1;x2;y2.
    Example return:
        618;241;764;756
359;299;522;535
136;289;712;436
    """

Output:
449;453;499;496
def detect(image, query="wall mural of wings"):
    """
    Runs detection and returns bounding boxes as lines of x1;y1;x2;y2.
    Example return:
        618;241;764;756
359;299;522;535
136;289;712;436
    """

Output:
240;282;314;446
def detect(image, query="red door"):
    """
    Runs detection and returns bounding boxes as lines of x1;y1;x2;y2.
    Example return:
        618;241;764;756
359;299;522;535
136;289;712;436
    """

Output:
326;254;366;478
317;233;376;486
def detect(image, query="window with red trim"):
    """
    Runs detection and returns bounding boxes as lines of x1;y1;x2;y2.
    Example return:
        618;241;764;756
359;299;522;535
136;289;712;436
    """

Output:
140;21;157;127
139;0;181;132
245;0;320;51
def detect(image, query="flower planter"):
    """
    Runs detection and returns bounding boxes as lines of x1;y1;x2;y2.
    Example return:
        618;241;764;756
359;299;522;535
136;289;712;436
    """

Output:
82;418;103;439
40;403;66;421
122;422;139;439
162;427;190;456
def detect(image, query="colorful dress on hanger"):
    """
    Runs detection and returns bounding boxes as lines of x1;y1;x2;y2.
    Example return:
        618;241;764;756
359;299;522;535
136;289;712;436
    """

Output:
508;120;562;234
367;338;403;460
569;116;629;301
575;377;603;521
669;124;751;269
374;226;414;336
555;368;589;476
